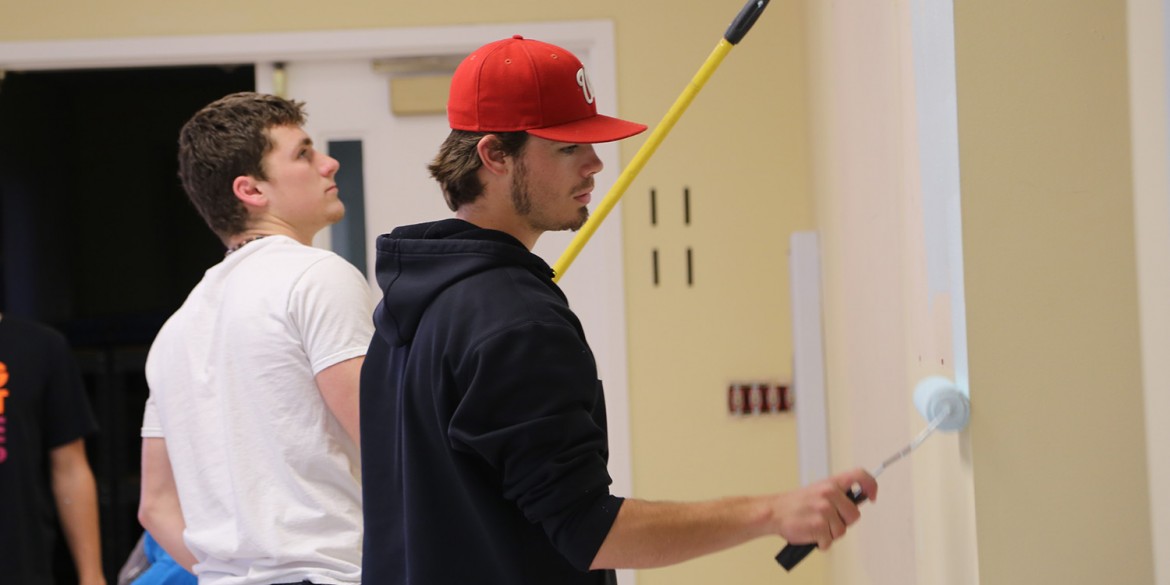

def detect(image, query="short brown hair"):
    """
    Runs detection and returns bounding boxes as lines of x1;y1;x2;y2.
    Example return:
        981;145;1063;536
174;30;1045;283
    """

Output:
177;92;306;238
427;130;528;211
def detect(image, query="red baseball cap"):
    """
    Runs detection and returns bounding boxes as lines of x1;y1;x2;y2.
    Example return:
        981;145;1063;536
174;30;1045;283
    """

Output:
447;35;647;144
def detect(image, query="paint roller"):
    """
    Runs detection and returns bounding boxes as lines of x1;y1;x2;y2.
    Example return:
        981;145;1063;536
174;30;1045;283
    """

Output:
775;376;971;570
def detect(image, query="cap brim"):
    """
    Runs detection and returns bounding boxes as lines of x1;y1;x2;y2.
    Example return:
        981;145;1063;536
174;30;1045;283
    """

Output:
526;114;648;144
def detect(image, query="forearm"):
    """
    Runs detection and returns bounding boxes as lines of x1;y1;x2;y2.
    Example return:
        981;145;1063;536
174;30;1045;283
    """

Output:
137;498;198;572
51;453;106;585
139;438;199;572
590;496;773;570
590;468;878;570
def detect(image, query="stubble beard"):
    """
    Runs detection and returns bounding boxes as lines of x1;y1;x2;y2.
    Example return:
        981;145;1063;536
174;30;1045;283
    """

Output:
510;159;590;232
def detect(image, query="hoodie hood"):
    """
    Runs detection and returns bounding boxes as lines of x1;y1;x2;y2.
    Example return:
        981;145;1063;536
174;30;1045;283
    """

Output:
372;219;556;347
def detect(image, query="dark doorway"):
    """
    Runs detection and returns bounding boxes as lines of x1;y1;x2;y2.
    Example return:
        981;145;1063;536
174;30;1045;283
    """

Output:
0;64;254;583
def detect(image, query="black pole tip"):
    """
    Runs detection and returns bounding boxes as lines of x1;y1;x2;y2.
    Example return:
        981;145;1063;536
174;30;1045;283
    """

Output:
724;0;771;45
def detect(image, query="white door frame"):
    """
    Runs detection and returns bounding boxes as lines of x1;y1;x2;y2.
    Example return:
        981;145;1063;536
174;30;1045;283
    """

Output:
0;23;637;548
0;21;616;73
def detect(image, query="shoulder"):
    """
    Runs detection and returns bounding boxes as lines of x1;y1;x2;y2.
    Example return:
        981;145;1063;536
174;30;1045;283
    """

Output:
248;239;367;289
261;237;339;268
440;266;581;341
448;264;565;312
0;316;69;353
257;239;364;279
0;316;60;337
293;252;371;303
284;250;375;326
304;250;367;280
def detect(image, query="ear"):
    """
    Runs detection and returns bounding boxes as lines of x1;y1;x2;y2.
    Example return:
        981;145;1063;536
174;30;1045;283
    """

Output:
231;175;267;209
476;135;512;177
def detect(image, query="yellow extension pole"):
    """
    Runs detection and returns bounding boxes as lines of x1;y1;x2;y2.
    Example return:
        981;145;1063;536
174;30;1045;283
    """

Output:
553;40;732;282
552;0;771;282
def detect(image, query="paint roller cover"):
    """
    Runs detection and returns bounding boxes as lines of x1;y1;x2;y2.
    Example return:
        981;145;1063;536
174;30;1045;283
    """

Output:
913;376;971;432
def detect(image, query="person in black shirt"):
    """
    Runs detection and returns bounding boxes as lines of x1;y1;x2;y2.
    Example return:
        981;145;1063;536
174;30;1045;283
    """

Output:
0;314;105;585
360;35;878;584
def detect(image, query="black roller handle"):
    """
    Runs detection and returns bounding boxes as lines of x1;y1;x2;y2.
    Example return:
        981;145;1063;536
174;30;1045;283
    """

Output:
775;488;868;571
724;0;772;45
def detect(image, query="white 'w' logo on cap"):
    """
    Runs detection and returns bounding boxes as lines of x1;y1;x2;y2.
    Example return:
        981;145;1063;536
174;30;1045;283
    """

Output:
576;68;596;105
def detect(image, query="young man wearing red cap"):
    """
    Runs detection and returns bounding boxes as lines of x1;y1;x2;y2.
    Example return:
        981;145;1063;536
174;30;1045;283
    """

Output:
360;36;876;583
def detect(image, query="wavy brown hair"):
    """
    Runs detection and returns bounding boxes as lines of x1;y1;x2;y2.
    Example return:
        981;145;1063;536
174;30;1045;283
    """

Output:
427;130;528;211
177;92;306;238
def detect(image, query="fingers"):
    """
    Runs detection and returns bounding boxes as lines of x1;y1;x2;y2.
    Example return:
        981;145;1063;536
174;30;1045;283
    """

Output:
813;484;852;549
826;487;862;526
834;468;878;503
820;499;847;549
817;468;878;549
777;468;878;550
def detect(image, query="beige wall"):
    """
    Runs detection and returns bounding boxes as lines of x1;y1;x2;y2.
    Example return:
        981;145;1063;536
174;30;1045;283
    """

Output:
807;0;1159;584
1128;0;1170;583
0;1;818;584
955;1;1154;584
619;3;819;585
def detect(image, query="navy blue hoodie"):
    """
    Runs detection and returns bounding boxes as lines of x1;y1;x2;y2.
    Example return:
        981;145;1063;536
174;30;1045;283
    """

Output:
361;219;622;584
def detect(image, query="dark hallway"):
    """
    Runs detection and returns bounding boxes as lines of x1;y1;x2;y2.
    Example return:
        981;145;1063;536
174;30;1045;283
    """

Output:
0;65;253;583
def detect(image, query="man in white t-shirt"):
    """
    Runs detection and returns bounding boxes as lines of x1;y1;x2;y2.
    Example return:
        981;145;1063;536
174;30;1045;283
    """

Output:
137;92;372;585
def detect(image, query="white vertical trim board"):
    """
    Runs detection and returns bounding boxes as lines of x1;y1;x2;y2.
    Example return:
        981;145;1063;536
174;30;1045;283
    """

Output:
1130;1;1170;582
910;0;969;394
790;231;830;486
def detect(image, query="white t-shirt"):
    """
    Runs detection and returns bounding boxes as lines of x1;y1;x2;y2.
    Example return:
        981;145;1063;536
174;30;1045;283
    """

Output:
142;236;373;585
